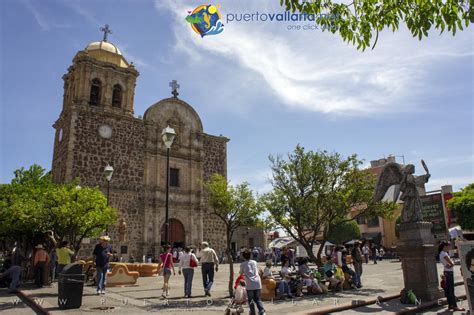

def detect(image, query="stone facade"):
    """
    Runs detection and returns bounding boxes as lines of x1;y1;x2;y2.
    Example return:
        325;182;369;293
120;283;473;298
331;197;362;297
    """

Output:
51;40;228;259
231;226;266;251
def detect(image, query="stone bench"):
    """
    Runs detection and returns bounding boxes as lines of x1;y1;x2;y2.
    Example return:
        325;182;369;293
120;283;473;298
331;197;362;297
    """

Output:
78;261;158;278
106;263;139;287
110;263;159;277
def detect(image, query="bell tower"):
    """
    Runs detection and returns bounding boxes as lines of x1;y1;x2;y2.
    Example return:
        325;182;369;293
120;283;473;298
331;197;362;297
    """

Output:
61;24;139;116
52;25;140;183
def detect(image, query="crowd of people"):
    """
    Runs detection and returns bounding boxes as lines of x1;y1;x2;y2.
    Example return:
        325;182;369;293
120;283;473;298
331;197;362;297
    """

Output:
0;236;467;314
0;232;76;292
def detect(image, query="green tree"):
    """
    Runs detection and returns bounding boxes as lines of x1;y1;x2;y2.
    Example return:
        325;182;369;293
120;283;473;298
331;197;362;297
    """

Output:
205;173;263;297
0;165;118;252
327;219;361;245
261;145;396;265
448;183;474;231
280;0;472;50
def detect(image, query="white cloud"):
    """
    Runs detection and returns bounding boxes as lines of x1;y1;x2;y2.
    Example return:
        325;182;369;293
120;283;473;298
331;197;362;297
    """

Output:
154;0;473;116
228;168;273;193
429;154;474;167
62;0;101;26
425;176;473;192
21;0;50;31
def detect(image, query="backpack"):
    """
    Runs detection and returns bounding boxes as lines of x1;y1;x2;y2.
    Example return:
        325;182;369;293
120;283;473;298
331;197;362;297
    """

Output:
400;288;417;304
400;288;410;304
407;290;417;304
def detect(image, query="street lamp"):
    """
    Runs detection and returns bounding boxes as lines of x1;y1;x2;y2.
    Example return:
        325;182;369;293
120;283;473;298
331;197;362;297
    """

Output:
104;164;114;206
162;126;176;246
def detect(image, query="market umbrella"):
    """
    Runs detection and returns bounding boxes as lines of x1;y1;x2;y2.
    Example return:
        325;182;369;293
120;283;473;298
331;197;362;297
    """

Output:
448;226;463;239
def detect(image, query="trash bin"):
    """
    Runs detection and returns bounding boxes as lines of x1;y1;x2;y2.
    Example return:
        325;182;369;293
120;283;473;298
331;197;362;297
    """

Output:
58;263;86;309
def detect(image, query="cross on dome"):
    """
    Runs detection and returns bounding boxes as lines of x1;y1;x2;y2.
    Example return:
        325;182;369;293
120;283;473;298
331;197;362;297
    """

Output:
169;80;180;98
100;24;112;42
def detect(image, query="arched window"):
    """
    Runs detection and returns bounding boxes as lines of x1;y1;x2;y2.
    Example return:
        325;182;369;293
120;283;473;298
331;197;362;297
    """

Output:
89;79;101;106
112;84;122;108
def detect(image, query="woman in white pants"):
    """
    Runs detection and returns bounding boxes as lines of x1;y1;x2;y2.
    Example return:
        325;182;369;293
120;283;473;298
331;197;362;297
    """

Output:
179;247;198;298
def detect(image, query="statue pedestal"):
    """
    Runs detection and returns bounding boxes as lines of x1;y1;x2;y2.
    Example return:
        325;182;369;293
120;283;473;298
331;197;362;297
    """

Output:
397;222;441;301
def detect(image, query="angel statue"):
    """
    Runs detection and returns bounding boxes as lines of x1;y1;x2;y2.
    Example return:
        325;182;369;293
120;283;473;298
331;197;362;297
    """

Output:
374;160;431;223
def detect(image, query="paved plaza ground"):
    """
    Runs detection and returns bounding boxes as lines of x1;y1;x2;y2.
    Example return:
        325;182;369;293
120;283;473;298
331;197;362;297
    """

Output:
0;260;467;314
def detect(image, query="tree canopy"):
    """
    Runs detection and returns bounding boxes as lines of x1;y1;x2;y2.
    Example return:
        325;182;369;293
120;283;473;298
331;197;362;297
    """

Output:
327;219;361;245
261;145;396;264
0;165;118;251
205;173;263;296
448;183;474;231
280;0;472;50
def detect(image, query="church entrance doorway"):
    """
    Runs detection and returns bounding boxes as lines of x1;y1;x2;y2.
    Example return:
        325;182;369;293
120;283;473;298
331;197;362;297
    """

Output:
161;219;185;248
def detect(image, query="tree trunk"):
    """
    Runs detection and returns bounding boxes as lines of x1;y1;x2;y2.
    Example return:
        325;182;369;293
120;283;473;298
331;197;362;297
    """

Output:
226;229;234;298
316;237;327;266
301;242;319;265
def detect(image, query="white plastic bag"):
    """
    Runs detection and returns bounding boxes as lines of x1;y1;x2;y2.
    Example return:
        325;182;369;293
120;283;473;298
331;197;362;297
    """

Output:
234;285;247;304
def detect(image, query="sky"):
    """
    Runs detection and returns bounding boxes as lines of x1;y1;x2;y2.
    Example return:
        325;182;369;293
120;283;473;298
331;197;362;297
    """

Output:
0;0;473;193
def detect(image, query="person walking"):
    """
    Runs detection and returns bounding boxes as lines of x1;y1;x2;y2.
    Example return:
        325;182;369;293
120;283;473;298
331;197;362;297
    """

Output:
196;241;219;296
351;241;363;286
178;246;198;298
160;245;175;298
438;241;465;312
56;241;74;275
33;244;50;287
362;243;370;264
240;249;266;315
371;245;378;264
93;235;113;295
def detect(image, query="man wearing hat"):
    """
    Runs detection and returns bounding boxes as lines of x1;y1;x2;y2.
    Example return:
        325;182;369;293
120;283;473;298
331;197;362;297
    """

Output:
93;235;113;295
196;241;219;296
33;244;50;287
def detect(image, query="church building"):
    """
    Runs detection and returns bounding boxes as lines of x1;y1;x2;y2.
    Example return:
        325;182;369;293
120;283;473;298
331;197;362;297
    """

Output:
51;27;228;258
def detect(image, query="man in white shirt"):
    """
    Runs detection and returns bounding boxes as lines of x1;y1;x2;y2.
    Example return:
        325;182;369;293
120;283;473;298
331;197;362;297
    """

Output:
362;244;370;264
240;249;265;315
196;241;219;296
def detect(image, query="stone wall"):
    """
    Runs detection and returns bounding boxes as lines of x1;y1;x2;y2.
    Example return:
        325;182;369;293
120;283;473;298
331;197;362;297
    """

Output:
52;111;72;183
69;106;146;258
71;107;144;190
202;134;228;254
203;134;228;181
231;226;266;250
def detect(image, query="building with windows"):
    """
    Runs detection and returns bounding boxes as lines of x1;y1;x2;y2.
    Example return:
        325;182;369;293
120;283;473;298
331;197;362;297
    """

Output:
51;33;228;259
352;156;403;248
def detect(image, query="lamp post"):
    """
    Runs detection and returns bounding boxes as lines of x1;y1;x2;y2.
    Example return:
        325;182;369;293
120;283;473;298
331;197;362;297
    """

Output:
104;164;114;206
75;185;82;202
162;126;176;246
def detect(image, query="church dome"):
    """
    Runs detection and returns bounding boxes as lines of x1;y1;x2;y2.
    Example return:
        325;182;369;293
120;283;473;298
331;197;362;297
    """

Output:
85;41;122;55
84;40;130;68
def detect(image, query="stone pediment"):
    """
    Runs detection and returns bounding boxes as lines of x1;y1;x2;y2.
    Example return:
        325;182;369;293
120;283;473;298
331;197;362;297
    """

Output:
143;97;203;133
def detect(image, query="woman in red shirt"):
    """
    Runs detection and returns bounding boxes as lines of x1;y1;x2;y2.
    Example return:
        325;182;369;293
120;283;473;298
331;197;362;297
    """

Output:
159;245;175;298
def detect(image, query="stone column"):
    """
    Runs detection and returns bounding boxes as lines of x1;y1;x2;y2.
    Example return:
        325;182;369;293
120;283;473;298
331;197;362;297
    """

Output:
397;222;441;301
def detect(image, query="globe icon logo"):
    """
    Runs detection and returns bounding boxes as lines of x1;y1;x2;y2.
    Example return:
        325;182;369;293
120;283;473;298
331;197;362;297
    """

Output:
186;4;224;37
